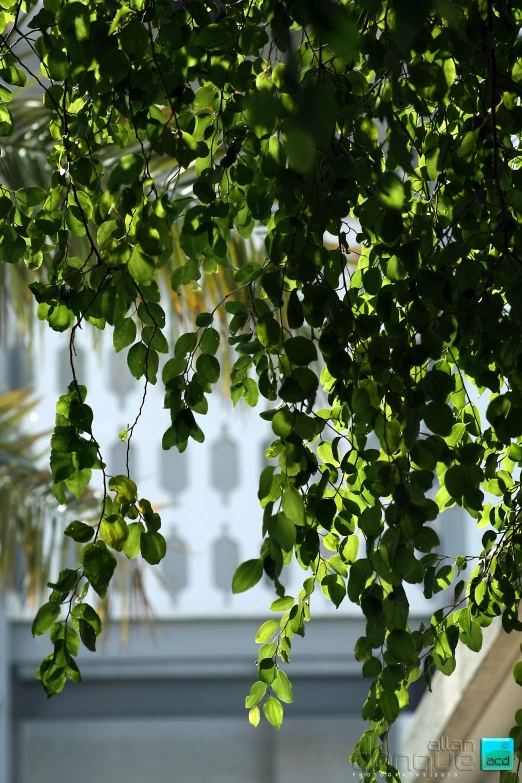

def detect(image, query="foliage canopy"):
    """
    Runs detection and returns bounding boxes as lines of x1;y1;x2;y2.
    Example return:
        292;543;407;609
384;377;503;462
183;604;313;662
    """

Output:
2;0;522;777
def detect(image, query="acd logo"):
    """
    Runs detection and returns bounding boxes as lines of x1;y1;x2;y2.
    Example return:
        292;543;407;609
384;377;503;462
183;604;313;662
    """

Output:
480;738;515;770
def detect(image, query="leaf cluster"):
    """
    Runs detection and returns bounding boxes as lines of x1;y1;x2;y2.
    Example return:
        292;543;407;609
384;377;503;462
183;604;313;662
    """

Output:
2;0;522;775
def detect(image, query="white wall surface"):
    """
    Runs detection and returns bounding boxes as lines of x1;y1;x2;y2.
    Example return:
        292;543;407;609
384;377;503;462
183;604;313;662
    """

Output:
17;715;367;783
12;323;447;621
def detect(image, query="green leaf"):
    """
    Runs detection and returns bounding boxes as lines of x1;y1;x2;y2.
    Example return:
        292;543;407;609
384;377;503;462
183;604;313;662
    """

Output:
379;211;403;245
127;342;147;379
271;407;294;438
97;219;120;247
284;336;317;366
444;465;466;499
348;558;372;603
232;559;264;593
71;603;102;636
140;531;167;564
255;620;280;643
45;47;69;80
458;608;482;652
243;378;259;407
434;564;454;592
64;520;94;543
0;65;26;87
424;402;454;437
362;657;382;678
433;631;454;668
354;636;372;662
0;104;13;136
66;206;86;237
195;311;213;327
343;535;359;565
512;58;522;83
499;773;518;783
413;527;440;553
380;690;400;722
196;22;231;49
48;305;75;332
17;186;47;209
245;681;267;708
162;357;187;384
386;630;418;665
282;122;316;174
281;487;305;526
64;626;80;656
258;466;275;502
175;332;198;358
259;643;277;659
359;506;382;537
35;656;67;696
458;130;478;158
65;467;92;499
128;248;156;284
272;671;293;703
48;568;78;592
193;84;219;111
79;619;97;652
377;172;405;210
69;403;93;432
107;154;143;190
487;394;510;425
32;602;60;637
272;513;296;551
200;328;220;355
109;474;138;504
81;542;117;597
113;319;137;352
513;661;522;687
195;353;220;384
258;657;276;684
263;697;283;729
270;596;294;612
100;516;129;551
123;522;144;559
235;261;262;283
446;423;466;447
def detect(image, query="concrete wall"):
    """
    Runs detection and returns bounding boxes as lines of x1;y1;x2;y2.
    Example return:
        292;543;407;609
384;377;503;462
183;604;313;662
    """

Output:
404;616;522;782
2;615;430;783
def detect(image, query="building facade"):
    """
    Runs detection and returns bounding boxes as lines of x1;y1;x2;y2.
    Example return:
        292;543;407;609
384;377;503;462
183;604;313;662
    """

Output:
0;322;482;783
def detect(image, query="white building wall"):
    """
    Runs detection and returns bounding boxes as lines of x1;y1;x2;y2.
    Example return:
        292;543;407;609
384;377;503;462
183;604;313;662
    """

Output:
0;309;490;783
12;323;445;621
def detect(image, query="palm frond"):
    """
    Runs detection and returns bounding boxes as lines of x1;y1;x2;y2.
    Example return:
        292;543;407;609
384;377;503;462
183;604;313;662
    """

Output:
0;388;94;600
0;389;145;613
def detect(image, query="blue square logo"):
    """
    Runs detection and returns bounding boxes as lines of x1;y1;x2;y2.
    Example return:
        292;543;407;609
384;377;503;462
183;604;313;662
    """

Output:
481;738;514;770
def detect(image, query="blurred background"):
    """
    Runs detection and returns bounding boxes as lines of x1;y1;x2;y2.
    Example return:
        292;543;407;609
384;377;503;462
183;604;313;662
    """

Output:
0;310;485;783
